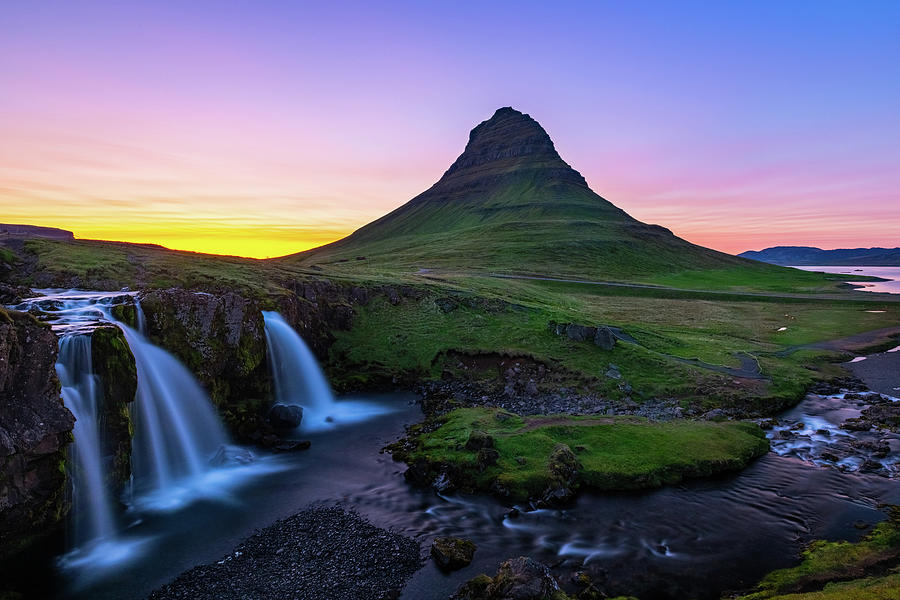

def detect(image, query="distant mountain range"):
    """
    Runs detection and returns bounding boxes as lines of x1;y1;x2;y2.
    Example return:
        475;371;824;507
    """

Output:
739;246;900;266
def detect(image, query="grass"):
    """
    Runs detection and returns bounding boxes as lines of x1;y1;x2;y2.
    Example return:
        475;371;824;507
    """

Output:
735;507;900;600
393;406;768;500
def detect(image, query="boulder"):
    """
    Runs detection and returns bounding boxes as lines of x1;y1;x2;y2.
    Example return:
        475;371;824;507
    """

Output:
268;403;303;429
593;326;616;350
431;537;477;571
564;324;595;343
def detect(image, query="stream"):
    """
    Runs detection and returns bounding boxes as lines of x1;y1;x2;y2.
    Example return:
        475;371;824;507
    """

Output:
10;390;895;600
6;290;900;600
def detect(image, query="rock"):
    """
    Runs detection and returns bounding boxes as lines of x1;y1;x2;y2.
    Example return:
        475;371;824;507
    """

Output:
465;430;495;451
435;297;460;313
593;326;616;350
540;443;580;505
431;537;477;571
604;368;622;380
0;308;74;558
477;448;500;469
565;324;596;343
90;326;137;493
272;440;311;452
703;409;727;421
454;556;562;600
268;403;303;429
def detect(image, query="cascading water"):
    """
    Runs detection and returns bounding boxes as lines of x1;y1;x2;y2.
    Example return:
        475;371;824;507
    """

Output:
118;323;229;499
9;290;274;576
262;311;335;427
262;311;397;431
56;335;117;547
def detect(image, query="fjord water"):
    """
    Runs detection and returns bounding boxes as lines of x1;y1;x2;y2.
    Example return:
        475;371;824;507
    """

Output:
262;310;397;431
793;265;900;294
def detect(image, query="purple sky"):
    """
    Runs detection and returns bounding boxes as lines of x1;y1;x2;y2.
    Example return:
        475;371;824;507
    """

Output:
1;1;898;257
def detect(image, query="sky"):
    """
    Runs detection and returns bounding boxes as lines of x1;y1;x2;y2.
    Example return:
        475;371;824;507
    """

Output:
1;1;898;258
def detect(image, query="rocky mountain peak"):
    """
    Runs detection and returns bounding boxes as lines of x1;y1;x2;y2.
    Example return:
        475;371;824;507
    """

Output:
441;107;575;181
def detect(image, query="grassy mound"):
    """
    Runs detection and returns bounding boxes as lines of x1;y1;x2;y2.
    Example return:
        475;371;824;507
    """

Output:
393;407;769;501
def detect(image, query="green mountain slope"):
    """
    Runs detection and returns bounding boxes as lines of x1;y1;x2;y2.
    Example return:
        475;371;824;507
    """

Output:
285;107;790;285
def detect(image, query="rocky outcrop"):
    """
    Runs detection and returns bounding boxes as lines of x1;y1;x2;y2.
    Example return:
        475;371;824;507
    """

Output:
454;557;565;600
547;321;618;350
138;288;271;438
90;326;137;493
0;307;73;558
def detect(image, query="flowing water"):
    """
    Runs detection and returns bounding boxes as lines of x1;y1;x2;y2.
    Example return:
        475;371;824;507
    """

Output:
262;310;398;431
56;336;118;547
7;290;900;599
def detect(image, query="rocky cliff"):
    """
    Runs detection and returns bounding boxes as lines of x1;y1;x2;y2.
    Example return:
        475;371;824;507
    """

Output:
0;307;73;557
91;326;137;493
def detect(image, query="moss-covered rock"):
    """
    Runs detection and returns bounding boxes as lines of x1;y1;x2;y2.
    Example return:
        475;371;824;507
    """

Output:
137;288;271;439
90;326;136;493
431;537;477;571
0;307;73;558
454;556;570;600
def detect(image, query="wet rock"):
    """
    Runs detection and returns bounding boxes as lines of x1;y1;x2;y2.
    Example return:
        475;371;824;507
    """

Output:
431;537;477;571
272;440;311;452
841;418;873;432
268;403;304;429
0;308;74;558
454;556;562;600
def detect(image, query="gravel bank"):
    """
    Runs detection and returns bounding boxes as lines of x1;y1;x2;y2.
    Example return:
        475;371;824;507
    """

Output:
148;505;422;600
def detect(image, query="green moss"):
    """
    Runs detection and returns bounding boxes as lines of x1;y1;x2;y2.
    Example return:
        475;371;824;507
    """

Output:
395;407;769;500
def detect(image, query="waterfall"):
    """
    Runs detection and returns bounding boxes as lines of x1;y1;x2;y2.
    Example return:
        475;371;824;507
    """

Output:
262;311;396;431
56;335;118;547
262;311;335;430
117;323;229;496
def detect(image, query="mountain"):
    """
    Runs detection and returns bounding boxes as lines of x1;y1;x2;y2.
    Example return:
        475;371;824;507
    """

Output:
287;107;764;282
740;246;900;266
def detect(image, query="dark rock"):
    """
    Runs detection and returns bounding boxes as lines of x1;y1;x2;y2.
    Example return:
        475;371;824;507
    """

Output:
90;326;137;494
593;326;616;350
454;556;562;600
477;448;500;469
0;308;74;558
272;440;311;452
431;537;476;571
268;403;304;429
465;430;494;451
435;297;460;313
565;324;596;343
